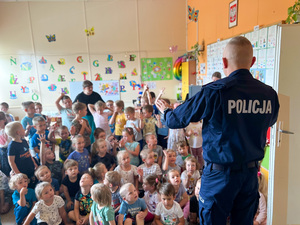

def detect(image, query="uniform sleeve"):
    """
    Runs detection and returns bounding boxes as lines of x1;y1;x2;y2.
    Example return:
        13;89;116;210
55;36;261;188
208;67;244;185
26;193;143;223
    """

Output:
269;92;280;127
164;88;214;129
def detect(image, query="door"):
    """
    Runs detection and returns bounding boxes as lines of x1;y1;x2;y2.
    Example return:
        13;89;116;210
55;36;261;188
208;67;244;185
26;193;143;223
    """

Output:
268;94;289;225
268;24;300;225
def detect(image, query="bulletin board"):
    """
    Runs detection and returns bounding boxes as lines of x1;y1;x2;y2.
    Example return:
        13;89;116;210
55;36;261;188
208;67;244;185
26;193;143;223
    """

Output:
206;25;277;88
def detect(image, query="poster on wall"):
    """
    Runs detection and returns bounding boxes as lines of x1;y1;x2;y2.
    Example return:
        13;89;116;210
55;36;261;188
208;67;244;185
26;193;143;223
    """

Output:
229;0;238;28
140;57;173;81
69;80;120;102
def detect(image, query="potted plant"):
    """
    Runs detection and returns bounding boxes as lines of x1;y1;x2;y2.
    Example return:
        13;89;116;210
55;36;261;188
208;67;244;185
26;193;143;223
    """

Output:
286;0;300;24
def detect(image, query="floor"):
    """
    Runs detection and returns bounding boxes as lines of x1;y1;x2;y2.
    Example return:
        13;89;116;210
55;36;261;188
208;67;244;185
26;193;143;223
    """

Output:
1;207;15;225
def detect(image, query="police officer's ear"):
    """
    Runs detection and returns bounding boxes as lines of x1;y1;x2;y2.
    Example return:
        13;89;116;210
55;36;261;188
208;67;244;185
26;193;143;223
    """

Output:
251;56;256;67
222;57;228;69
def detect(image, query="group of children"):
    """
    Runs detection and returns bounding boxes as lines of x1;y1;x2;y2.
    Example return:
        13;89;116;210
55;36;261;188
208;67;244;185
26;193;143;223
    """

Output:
0;82;267;225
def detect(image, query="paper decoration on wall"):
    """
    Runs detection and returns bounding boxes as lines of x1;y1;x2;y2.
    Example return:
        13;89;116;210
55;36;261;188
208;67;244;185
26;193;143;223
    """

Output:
173;57;184;81
39;57;47;64
10;74;18;84
20;86;29;93
81;71;88;80
70;78;76;82
95;73;102;81
69;66;75;74
58;75;66;82
188;6;199;22
28;77;35;83
129;81;142;90
93;60;99;67
61;87;69;94
46;34;56;42
85;27;95;36
169;45;178;53
118;61;126;68
120;73;127;79
120;85;126;92
105;67;112;74
10;91;17;99
49;64;55;72
58;58;65;65
10;57;17;66
250;68;266;83
32;93;39;101
99;81;119;96
41;74;48;81
107;55;113;61
77;56;83;63
48;84;57;91
200;63;206;74
141;57;173;81
20;62;32;71
129;55;136;61
131;68;137;76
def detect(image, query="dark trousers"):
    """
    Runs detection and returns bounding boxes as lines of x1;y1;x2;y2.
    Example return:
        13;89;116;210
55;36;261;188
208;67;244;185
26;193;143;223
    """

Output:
199;163;259;225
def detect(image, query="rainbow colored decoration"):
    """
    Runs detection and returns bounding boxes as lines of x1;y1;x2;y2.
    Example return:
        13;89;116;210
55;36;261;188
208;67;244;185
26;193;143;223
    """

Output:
173;57;184;81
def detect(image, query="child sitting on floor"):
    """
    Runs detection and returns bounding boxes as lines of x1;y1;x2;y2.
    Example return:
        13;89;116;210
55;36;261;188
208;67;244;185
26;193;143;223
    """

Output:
9;173;37;225
23;182;71;225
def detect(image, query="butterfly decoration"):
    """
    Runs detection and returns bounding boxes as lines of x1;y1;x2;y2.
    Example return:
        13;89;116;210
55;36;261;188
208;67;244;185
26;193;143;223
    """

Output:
188;6;199;22
169;45;178;53
85;27;95;36
45;34;56;42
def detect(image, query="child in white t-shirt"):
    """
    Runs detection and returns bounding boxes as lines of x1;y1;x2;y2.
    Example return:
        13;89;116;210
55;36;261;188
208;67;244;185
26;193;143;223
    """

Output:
23;182;71;225
137;149;162;183
185;121;204;168
154;183;184;225
180;156;201;196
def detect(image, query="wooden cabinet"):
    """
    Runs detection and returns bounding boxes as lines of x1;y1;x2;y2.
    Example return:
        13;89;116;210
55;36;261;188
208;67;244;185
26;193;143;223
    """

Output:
181;60;196;101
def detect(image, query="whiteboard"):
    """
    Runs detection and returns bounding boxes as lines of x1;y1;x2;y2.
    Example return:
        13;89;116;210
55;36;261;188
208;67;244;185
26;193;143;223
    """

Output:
206;25;277;87
69;80;120;103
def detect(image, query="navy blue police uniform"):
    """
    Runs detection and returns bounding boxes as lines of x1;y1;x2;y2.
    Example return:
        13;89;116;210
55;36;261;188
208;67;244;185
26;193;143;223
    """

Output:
163;69;279;225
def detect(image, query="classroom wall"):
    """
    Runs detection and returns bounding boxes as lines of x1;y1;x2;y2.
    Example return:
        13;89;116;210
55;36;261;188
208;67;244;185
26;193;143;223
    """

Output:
0;0;186;119
187;0;294;76
187;0;298;224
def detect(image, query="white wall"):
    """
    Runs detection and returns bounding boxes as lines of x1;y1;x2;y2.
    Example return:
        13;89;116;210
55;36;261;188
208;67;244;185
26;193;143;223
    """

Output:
0;0;186;119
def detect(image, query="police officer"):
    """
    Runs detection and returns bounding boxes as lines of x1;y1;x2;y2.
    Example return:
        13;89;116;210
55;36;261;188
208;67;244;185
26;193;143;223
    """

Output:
156;36;279;225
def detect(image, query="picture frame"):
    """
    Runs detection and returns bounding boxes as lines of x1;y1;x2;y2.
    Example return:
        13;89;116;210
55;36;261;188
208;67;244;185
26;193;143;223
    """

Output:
229;0;238;28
